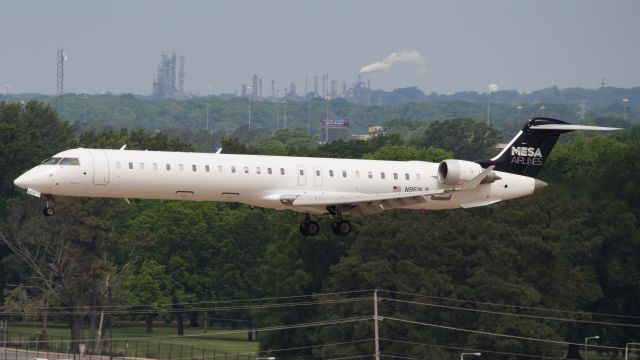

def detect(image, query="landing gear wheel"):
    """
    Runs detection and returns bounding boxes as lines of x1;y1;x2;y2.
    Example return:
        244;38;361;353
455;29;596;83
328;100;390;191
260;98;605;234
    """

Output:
300;219;320;237
42;196;55;217
43;206;54;216
331;219;352;236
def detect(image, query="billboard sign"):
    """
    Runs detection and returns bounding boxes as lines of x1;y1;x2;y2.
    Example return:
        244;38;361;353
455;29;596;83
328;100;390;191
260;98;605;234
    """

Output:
321;118;350;128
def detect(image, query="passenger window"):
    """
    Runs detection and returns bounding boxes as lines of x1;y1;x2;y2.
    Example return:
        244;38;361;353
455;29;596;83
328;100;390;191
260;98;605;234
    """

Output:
316;170;320;176
116;162;121;169
329;170;334;177
244;166;249;174
205;165;210;172
256;167;261;174
60;158;80;166
405;173;410;180
416;174;421;181
218;165;223;172
355;170;360;178
231;166;236;173
299;169;304;176
394;173;398;180
368;171;373;179
166;164;171;171
342;170;347;178
179;164;184;171
129;162;133;169
268;167;272;174
192;165;197;172
381;172;385;179
153;163;158;170
280;168;285;175
139;163;144;170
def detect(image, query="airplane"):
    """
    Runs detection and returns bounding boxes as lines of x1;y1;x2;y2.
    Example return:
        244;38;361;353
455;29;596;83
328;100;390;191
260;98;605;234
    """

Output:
13;117;620;236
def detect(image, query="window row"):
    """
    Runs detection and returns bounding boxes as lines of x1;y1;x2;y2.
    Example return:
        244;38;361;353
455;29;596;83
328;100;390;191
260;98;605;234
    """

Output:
116;162;286;175
325;169;422;181
115;161;422;181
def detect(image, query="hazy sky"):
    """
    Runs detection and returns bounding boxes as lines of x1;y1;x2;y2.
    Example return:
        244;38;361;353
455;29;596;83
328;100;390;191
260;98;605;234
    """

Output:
1;0;639;95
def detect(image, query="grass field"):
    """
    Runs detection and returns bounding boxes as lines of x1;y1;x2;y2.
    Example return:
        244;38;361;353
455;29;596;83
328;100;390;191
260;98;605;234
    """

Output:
8;321;259;357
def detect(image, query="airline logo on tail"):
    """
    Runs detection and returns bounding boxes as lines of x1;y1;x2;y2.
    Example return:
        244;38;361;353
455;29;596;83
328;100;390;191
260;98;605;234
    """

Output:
511;146;543;165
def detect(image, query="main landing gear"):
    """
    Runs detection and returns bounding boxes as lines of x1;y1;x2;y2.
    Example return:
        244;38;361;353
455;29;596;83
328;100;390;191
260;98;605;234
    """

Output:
299;213;352;237
42;196;55;217
331;218;352;236
300;214;320;237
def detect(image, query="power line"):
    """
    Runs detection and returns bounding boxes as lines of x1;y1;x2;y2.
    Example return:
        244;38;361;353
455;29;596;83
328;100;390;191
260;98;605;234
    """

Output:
257;338;373;354
5;289;372;312
379;289;640;321
0;297;371;316
383;316;625;351
5;316;373;344
381;338;566;359
380;354;424;360
382;297;640;328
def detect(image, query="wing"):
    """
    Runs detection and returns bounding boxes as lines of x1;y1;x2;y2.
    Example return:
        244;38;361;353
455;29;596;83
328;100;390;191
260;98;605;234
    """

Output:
280;165;497;217
288;189;447;217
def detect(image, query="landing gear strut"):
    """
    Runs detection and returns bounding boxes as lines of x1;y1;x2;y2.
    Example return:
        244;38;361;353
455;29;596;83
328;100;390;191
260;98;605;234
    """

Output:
299;214;320;237
326;206;352;236
42;196;55;217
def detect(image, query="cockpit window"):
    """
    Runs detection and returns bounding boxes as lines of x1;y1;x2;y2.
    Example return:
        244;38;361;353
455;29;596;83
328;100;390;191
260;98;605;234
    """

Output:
59;158;80;166
41;158;62;165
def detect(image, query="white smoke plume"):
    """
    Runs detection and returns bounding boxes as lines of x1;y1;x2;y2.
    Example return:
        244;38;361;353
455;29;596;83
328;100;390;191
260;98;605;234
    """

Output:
359;50;427;75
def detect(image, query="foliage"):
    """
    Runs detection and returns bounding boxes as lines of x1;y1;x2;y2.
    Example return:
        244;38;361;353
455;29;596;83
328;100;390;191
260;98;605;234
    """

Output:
1;100;640;358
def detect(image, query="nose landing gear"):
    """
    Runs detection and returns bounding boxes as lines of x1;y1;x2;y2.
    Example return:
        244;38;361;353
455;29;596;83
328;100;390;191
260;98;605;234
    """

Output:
42;196;55;217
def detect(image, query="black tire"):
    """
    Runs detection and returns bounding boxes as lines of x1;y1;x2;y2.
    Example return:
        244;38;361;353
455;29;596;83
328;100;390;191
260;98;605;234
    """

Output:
43;207;54;216
306;221;320;236
300;221;320;237
331;220;351;236
300;222;309;236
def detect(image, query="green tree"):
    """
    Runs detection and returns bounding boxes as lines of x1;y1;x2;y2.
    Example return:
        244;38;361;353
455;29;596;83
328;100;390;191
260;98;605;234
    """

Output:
126;260;171;333
411;118;502;160
363;144;453;162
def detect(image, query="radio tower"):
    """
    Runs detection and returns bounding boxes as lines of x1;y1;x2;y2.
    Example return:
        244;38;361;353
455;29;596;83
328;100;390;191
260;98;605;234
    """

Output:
56;49;68;112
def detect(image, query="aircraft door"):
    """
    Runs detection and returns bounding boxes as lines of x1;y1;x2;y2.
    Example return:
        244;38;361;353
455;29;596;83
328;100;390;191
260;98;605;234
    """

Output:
297;165;306;186
90;150;110;185
313;165;323;186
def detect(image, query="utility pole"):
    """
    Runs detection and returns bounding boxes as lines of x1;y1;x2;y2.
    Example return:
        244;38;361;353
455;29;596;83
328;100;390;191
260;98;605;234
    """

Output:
373;290;380;360
97;274;109;353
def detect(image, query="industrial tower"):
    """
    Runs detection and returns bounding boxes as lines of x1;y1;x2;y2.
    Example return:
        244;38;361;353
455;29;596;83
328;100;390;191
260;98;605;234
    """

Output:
56;49;67;111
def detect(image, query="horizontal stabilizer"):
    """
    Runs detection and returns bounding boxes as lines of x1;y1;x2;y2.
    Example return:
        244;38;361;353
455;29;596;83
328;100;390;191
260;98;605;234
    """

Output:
528;124;622;131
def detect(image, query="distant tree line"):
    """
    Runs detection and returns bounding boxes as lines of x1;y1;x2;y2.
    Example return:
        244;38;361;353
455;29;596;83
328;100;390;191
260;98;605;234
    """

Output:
0;100;639;358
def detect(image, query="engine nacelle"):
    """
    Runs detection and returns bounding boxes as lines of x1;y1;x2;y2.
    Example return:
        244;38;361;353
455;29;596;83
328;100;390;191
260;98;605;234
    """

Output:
437;159;483;187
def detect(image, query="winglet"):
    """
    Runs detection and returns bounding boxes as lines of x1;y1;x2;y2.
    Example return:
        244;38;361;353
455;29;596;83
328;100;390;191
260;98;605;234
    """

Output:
119;144;127;150
215;148;222;154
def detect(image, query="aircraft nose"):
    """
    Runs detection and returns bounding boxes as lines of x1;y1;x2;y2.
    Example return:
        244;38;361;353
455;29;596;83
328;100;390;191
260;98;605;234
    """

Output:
14;173;29;189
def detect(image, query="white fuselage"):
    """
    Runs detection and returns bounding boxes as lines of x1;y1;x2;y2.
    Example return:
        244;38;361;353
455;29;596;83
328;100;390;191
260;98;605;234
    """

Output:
14;148;538;215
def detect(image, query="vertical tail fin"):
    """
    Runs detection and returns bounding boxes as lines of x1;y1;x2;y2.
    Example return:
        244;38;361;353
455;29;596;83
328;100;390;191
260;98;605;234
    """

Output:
477;117;621;178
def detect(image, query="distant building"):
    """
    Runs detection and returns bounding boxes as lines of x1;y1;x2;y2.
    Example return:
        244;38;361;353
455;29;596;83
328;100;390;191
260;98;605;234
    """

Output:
152;52;185;99
351;125;384;141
